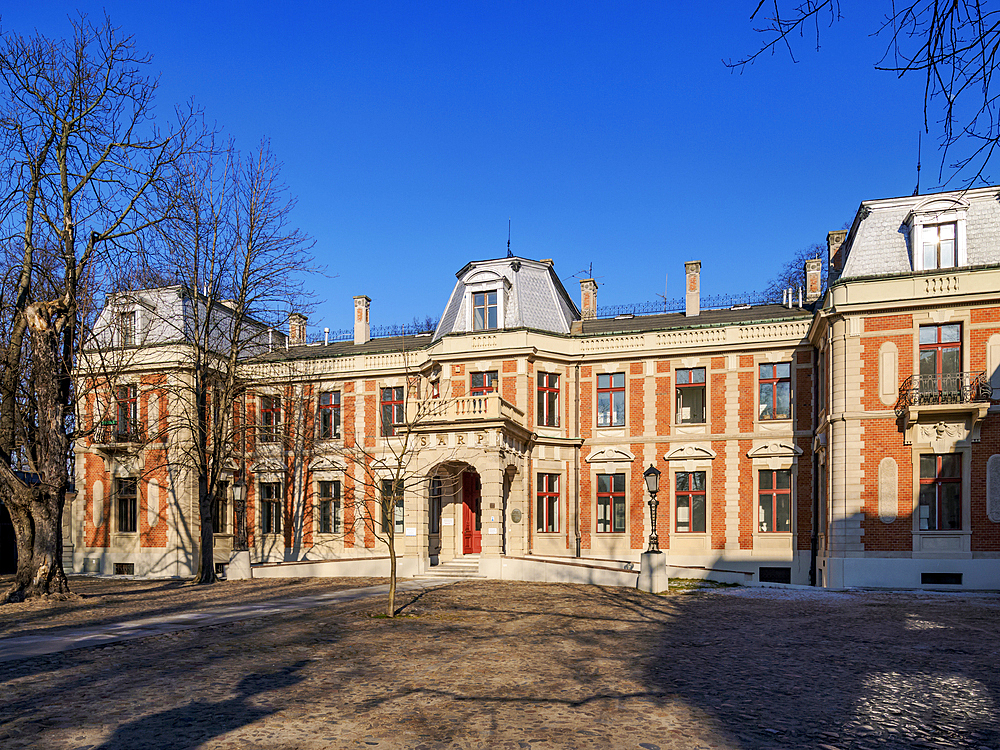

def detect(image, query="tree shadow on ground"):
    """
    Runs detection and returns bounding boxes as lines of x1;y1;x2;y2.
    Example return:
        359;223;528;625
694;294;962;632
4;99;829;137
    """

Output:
600;586;1000;750
91;660;309;750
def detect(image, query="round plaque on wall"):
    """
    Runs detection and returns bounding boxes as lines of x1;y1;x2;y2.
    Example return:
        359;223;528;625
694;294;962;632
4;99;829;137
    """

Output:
510;508;522;523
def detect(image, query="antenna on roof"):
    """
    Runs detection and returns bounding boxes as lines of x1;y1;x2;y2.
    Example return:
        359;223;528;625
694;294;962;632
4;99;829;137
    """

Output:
506;218;512;258
913;131;922;196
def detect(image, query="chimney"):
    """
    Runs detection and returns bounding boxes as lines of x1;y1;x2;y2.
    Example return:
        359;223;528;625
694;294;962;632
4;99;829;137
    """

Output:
804;258;823;302
685;261;701;317
288;313;307;346
354;295;370;345
580;278;598;319
827;230;848;278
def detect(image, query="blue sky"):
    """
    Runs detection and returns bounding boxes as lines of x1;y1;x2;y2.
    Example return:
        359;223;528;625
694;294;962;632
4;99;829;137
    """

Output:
5;2;936;333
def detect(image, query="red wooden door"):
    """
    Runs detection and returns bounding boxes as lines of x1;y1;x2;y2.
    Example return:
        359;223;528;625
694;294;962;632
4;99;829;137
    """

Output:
462;472;482;554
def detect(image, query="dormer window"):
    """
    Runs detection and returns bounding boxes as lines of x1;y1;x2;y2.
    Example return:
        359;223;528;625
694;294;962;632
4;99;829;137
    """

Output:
921;223;956;270
472;291;497;331
118;310;136;346
907;197;969;272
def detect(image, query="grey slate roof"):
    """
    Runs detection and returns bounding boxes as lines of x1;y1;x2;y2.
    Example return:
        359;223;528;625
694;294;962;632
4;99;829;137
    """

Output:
840;186;1000;280
579;304;813;336
252;334;432;363
433;257;580;340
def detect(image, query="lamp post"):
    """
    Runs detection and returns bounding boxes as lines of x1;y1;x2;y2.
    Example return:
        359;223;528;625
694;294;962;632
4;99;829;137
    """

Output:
643;464;661;552
232;479;247;551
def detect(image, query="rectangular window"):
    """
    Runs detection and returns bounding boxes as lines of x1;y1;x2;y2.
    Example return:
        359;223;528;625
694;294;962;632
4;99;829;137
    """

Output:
922;222;956;270
596;373;625;427
470;371;499;396
919;454;962;531
758;469;791;532
115;385;138;441
472;290;498;331
317;480;341;534
212;481;228;534
536;473;560;532
380;386;404;437
381;478;404;533
676;367;706;424
537;373;560;427
596;473;626;533
259;395;281;443
675;472;706;533
317;391;341;439
118;310;136;347
919;323;962;402
117;477;137;533
260;482;282;535
429;477;442;534
759;363;791;420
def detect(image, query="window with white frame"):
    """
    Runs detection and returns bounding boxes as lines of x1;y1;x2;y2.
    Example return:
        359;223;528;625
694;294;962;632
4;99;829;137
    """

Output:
921;222;957;270
118;310;136;347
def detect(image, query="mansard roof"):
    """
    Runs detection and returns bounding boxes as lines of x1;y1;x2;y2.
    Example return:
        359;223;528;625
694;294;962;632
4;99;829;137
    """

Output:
578;303;813;336
433;256;580;340
839;185;1000;280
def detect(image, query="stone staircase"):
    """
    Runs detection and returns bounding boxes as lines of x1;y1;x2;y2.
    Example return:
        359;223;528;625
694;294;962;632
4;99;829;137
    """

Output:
418;554;485;579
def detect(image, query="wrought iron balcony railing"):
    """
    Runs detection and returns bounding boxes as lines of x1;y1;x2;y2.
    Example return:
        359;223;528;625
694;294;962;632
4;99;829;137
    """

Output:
93;419;146;445
895;371;993;417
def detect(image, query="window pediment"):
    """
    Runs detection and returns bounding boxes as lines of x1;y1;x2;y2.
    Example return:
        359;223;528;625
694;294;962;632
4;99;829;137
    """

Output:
664;445;717;461
309;457;346;473
250;458;286;474
747;442;803;459
585;447;635;463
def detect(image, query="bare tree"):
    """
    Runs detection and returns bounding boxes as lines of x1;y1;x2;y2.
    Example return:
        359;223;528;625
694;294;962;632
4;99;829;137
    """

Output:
299;353;453;617
138;138;314;584
764;241;828;302
729;2;1000;185
0;16;194;601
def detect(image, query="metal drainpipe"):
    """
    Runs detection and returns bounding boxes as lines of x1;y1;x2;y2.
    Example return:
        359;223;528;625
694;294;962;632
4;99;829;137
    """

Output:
574;362;582;558
809;337;820;586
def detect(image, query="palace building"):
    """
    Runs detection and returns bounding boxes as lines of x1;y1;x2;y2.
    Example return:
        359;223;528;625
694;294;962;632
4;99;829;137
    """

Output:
68;185;1000;589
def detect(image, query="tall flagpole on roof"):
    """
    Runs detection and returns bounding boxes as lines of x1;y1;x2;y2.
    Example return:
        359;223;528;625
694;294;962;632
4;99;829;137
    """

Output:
507;218;513;257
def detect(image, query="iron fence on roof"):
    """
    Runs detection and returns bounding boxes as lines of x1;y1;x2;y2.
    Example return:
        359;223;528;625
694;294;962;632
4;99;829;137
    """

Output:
302;319;439;345
595;290;775;319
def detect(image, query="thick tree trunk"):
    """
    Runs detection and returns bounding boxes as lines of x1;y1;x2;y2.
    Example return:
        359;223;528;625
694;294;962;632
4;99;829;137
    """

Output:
1;306;74;603
2;487;70;602
193;477;217;585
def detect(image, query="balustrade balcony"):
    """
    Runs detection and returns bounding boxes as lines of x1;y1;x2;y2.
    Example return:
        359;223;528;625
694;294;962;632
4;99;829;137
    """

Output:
92;419;146;447
407;392;525;430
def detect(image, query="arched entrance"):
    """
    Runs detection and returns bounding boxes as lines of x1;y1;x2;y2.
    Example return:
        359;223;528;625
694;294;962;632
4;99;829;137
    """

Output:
461;471;482;554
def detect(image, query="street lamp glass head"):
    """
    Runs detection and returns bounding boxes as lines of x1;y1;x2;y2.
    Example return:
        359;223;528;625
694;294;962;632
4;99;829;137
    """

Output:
231;480;246;504
643;464;660;494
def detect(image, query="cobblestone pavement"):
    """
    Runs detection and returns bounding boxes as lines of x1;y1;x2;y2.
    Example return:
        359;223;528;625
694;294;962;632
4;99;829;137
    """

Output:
1;578;998;750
